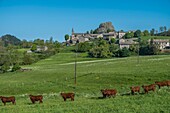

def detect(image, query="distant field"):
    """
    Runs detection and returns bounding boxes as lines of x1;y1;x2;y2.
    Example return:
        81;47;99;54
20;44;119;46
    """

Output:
0;52;170;113
17;48;30;52
141;36;170;41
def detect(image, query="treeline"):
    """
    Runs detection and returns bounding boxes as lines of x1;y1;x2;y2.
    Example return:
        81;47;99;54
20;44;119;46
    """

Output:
123;27;170;39
75;38;159;58
0;34;62;73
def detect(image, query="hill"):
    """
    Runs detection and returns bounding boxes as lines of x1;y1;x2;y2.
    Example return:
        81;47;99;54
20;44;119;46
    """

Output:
0;34;21;47
0;51;170;112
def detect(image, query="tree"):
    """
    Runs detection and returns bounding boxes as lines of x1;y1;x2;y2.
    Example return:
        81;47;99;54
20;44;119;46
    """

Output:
11;63;21;72
23;53;34;65
124;32;134;39
109;44;119;57
139;39;159;55
88;40;111;58
143;30;149;36
0;63;10;73
159;26;164;33
31;44;37;52
64;34;69;41
134;30;141;37
49;37;53;44
164;26;167;36
33;39;44;46
155;30;158;36
164;26;167;32
116;47;130;57
140;32;144;37
150;28;155;36
88;45;111;58
77;42;91;52
110;38;116;44
90;30;93;34
107;29;113;33
129;45;138;55
93;29;98;34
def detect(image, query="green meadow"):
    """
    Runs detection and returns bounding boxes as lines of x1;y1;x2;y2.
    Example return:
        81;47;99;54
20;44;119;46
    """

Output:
0;50;170;113
141;36;170;41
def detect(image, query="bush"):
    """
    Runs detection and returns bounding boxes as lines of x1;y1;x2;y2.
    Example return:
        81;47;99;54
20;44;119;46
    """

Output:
116;47;130;57
77;42;91;52
88;45;111;58
139;44;159;55
109;44;119;57
0;63;10;73
22;53;35;65
12;63;21;72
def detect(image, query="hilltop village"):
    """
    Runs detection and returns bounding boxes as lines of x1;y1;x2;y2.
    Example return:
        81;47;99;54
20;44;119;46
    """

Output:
66;22;170;50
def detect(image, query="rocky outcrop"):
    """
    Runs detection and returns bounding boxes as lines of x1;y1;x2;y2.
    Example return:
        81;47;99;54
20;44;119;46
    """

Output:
96;22;115;33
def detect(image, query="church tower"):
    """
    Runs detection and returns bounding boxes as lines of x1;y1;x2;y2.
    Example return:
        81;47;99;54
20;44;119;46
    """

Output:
72;28;75;39
72;28;74;35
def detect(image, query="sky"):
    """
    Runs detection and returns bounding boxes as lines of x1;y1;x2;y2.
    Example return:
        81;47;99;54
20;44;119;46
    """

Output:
0;0;170;42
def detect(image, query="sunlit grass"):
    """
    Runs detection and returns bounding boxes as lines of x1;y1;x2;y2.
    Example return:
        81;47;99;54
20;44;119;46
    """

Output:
0;52;170;112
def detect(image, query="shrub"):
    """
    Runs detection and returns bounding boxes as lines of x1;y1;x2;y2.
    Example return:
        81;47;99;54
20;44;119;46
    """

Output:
88;45;111;58
0;63;10;73
116;47;130;57
12;63;21;72
77;42;91;52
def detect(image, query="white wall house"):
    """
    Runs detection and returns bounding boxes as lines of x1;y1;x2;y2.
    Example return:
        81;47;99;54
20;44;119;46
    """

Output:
149;39;170;49
117;31;126;38
119;39;138;49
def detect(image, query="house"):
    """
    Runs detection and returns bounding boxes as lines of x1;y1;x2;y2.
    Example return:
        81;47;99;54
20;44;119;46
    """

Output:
103;32;117;40
117;31;126;38
71;28;118;43
27;50;32;53
71;28;103;44
90;34;103;39
70;28;129;47
36;46;48;52
149;39;170;49
119;39;138;49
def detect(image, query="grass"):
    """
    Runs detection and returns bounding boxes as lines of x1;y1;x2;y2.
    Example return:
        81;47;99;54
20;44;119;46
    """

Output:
0;50;170;113
17;48;30;53
141;36;170;41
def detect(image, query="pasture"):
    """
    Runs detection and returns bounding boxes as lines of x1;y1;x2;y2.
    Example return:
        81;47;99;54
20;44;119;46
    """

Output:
0;52;170;113
141;36;170;41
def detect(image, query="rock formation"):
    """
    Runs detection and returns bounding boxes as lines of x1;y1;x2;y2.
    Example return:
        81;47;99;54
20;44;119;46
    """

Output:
96;22;115;33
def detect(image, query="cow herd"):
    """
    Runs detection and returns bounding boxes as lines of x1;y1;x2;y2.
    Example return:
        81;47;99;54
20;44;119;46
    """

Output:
0;80;169;106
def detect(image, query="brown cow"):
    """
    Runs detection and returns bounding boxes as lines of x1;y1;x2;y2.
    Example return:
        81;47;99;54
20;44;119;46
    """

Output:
155;80;170;89
142;84;156;94
101;89;117;98
130;86;140;95
0;96;16;105
29;95;43;104
166;80;170;87
60;93;75;101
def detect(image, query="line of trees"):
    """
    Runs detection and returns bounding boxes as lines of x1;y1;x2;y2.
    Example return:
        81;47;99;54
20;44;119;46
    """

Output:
150;26;169;36
123;26;169;38
124;30;149;39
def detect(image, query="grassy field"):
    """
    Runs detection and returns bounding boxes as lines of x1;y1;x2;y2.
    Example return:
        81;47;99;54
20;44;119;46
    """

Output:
0;51;170;113
141;36;170;41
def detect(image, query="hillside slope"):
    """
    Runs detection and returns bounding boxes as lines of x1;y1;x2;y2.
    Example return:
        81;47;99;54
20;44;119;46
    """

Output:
0;53;170;112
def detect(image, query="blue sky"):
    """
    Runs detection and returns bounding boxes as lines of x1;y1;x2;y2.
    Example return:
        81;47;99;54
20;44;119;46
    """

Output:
0;0;170;42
